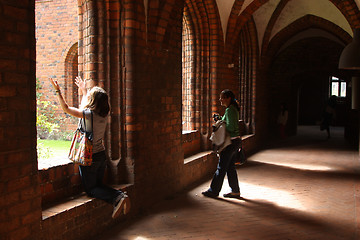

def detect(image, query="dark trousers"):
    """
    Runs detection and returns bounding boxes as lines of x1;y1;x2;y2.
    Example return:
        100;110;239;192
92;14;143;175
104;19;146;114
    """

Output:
209;138;241;195
79;151;122;205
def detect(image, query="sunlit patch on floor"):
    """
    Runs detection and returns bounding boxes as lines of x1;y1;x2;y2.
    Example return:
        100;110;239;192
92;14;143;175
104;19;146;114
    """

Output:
261;160;333;171
133;236;150;240
249;149;334;171
222;181;307;211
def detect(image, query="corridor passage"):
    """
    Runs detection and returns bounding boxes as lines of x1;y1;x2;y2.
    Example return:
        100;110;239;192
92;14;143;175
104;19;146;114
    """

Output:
97;126;360;240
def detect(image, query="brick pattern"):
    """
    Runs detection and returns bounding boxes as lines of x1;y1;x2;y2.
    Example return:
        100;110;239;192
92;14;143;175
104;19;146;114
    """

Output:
64;43;79;109
41;198;113;240
184;0;224;149
329;0;360;28
237;21;257;134
39;163;82;207
35;0;79;133
223;2;261;111
0;1;42;240
182;131;201;158
2;1;360;240
226;0;268;53
78;0;95;85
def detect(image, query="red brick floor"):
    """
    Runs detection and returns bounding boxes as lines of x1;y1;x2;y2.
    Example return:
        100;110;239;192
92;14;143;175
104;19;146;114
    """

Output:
97;126;360;240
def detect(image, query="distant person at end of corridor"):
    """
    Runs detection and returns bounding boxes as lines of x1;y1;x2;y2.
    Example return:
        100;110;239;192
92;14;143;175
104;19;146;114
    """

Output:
277;102;288;139
49;76;130;219
320;95;337;139
202;89;241;199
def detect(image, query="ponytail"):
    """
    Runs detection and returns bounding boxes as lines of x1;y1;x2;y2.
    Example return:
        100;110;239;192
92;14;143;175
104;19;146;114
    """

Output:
221;89;240;112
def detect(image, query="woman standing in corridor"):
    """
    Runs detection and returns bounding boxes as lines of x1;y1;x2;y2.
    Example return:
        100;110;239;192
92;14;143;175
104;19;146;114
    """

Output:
202;89;241;198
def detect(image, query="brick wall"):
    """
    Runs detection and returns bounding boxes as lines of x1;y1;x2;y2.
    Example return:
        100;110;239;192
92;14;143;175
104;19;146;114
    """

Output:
39;163;82;207
129;0;184;202
224;14;260;148
2;1;360;240
0;1;42;240
236;20;257;134
35;0;79;135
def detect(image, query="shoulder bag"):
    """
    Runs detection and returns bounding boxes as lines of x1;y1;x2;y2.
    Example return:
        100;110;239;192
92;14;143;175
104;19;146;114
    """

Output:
210;120;232;153
68;110;93;166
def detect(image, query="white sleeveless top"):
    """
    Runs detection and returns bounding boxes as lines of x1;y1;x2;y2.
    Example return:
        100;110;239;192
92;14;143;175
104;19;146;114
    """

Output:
81;109;108;154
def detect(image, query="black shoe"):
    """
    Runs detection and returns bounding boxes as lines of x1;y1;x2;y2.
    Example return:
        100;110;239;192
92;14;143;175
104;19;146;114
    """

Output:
223;192;241;198
202;190;218;198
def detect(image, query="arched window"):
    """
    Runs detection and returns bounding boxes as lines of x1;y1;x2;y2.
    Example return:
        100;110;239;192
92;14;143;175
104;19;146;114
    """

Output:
182;13;195;132
65;43;79;108
238;24;256;134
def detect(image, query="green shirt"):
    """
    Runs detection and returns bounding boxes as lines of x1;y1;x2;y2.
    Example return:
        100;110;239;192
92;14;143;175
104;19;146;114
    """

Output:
222;104;240;138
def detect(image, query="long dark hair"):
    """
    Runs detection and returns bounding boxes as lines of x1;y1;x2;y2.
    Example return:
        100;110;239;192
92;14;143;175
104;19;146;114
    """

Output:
221;89;240;111
85;87;110;117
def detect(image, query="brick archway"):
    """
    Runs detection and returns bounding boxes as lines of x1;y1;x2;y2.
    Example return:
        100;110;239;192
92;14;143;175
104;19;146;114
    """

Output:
260;0;358;56
263;15;352;68
328;0;360;28
183;0;224;137
226;0;360;57
261;15;351;140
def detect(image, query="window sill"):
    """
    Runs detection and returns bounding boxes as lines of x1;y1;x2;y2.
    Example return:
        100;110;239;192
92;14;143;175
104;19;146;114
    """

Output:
182;130;198;135
42;184;132;220
184;150;214;165
241;134;254;141
183;134;254;165
38;155;72;170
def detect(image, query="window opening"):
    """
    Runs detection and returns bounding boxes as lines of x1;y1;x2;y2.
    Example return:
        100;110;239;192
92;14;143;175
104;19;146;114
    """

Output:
36;0;79;169
182;14;195;132
181;8;202;159
330;76;346;97
65;43;79;108
238;28;255;135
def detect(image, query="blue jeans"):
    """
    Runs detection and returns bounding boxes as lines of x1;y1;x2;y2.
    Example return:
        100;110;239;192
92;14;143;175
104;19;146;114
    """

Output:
209;138;241;195
79;151;122;205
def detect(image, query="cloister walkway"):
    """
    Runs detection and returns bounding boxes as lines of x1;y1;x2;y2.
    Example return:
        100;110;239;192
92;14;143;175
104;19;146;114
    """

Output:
96;126;360;240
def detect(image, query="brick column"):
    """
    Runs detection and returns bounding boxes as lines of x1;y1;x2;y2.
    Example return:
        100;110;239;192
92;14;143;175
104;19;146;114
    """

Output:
0;1;42;239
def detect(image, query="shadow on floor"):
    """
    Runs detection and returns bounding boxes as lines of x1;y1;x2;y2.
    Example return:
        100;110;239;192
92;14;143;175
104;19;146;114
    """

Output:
94;126;359;240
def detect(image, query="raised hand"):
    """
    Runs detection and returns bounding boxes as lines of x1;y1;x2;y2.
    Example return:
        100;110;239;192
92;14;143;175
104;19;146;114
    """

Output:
49;78;60;92
75;76;87;95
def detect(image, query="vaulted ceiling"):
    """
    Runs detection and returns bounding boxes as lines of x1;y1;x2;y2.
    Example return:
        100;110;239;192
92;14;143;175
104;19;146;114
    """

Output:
216;0;359;52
